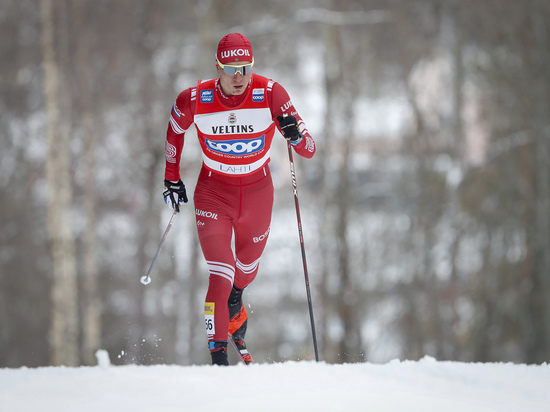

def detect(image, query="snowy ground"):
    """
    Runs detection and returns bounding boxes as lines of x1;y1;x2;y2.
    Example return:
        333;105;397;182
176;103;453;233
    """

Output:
1;353;549;412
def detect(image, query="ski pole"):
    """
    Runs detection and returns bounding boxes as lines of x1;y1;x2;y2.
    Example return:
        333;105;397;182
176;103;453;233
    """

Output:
287;141;320;362
140;209;178;285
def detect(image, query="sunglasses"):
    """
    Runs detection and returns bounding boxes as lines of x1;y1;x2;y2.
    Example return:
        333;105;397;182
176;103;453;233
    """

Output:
217;58;254;76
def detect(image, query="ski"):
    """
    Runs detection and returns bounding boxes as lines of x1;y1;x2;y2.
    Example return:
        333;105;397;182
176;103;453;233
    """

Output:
229;334;254;365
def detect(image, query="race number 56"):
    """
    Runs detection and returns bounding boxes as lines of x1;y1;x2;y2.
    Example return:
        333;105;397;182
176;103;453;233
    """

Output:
204;302;215;338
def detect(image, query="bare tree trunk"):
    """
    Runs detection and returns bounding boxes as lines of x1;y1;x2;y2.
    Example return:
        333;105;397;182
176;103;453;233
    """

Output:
528;0;550;363
71;0;102;366
322;15;363;363
81;131;101;365
321;21;342;363
335;121;361;362
41;0;79;366
440;0;465;360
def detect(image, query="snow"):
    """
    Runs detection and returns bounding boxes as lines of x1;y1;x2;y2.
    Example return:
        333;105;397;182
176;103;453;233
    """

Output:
1;353;549;412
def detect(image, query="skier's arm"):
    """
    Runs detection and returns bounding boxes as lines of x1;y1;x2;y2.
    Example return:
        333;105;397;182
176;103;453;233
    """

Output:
163;88;195;211
270;82;316;158
165;88;195;182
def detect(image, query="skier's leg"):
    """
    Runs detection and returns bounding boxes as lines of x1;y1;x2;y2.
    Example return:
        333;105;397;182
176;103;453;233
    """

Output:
233;170;274;290
198;231;235;365
194;175;237;364
229;170;274;345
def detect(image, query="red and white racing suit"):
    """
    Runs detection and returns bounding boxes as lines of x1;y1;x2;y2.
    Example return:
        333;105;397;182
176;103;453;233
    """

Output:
164;73;315;344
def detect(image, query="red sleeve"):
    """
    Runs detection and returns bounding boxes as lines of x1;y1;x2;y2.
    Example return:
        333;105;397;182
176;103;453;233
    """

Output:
269;82;316;158
164;88;196;182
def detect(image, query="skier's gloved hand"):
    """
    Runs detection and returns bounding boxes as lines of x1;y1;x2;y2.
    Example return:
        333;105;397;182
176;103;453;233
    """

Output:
277;115;302;146
163;179;188;212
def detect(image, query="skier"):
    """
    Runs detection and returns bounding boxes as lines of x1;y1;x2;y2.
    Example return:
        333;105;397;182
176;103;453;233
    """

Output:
162;33;316;365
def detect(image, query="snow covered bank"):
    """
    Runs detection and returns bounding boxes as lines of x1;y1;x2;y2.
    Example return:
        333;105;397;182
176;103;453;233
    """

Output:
1;356;549;411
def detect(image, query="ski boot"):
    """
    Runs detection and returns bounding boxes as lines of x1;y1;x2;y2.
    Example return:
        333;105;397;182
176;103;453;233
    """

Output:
209;341;229;366
228;286;254;364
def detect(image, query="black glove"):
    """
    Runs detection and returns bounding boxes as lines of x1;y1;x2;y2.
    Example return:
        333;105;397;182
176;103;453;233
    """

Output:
277;115;302;144
163;179;188;212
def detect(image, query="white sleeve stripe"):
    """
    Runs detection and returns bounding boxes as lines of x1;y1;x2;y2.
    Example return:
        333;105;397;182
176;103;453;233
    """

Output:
170;115;187;134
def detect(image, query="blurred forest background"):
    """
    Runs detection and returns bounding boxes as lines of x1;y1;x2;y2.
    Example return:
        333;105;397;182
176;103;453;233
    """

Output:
1;0;550;367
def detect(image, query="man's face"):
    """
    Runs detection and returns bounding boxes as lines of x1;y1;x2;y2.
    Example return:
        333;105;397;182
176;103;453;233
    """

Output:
216;61;253;96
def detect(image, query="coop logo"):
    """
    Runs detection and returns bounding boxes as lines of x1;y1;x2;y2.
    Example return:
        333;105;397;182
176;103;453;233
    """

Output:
252;88;265;102
205;135;265;156
200;89;214;103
